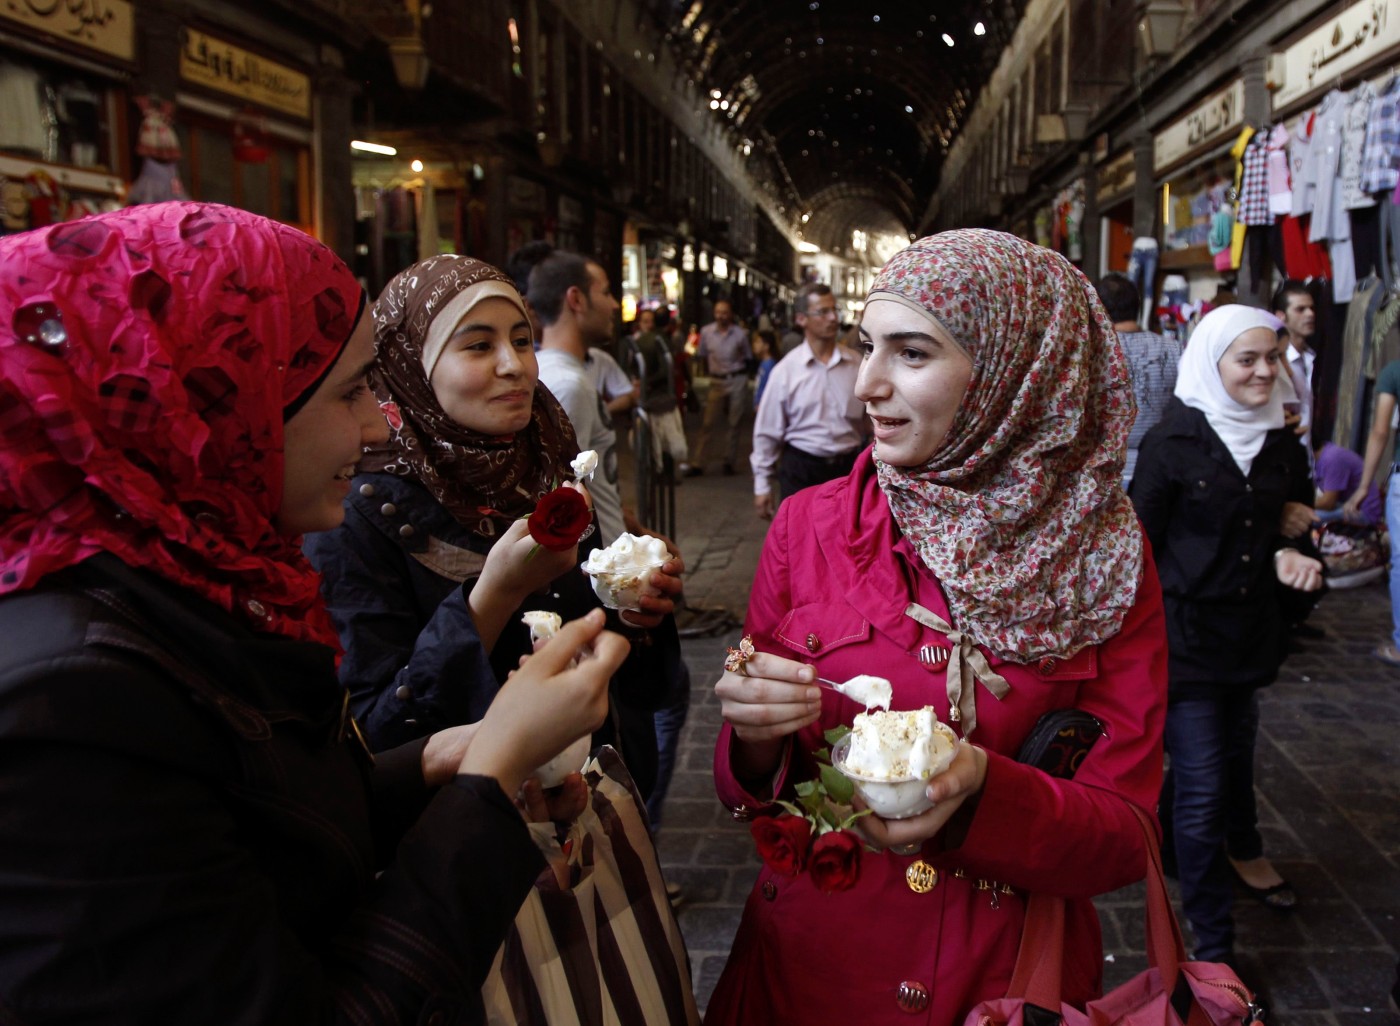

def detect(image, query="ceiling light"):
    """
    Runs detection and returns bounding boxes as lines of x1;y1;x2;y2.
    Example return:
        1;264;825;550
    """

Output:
942;33;955;46
710;89;722;99
710;99;720;109
905;105;913;113
974;21;986;35
719;99;729;109
350;140;397;156
410;158;424;172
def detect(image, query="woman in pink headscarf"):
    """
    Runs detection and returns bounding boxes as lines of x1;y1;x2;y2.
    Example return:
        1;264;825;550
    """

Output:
707;230;1168;1023
0;203;625;1022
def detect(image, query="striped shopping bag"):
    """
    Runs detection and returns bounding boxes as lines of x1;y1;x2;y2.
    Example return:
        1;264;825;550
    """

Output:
481;747;701;1026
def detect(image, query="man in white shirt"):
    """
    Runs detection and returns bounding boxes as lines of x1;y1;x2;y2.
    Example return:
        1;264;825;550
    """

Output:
751;282;866;519
1273;283;1316;435
526;251;627;547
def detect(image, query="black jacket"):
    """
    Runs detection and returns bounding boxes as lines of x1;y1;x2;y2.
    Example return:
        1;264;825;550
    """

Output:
303;473;684;797
1130;399;1313;692
0;555;542;1025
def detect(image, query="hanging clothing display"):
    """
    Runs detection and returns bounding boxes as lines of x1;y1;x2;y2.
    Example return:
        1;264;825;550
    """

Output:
1360;76;1400;196
1342;84;1377;211
1333;277;1385;453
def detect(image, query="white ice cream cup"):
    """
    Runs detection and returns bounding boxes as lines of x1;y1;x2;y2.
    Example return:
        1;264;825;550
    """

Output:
831;734;943;820
580;558;668;611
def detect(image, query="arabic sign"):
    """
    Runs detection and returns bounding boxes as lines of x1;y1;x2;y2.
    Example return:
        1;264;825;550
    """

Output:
179;29;310;120
1154;80;1244;173
0;0;134;61
1097;149;1136;201
1273;0;1399;109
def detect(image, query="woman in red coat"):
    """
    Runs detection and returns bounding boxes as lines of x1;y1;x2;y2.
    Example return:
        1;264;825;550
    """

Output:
707;230;1168;1024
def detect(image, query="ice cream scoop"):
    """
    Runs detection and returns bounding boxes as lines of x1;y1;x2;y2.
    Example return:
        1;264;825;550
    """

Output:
520;609;589;788
842;706;958;781
581;532;670;610
815;673;892;710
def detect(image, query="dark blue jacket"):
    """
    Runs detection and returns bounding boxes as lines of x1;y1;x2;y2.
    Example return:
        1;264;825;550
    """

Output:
0;555;540;1024
304;472;681;797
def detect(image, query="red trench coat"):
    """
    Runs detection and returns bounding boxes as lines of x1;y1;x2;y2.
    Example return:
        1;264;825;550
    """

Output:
707;452;1168;1026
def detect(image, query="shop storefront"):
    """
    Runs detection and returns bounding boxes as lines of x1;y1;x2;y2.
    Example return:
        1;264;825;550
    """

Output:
0;1;135;235
1096;149;1136;276
1153;78;1245;307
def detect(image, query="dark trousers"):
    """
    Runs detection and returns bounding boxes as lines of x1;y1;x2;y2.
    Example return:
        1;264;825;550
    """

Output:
1160;688;1263;960
777;443;859;504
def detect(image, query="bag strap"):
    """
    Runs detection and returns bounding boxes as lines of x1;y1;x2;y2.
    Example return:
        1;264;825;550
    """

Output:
1005;891;1065;1008
1125;802;1189;989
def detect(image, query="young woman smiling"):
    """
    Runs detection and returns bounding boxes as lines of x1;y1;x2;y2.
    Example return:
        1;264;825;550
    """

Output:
305;255;684;798
1130;305;1321;967
707;230;1167;1024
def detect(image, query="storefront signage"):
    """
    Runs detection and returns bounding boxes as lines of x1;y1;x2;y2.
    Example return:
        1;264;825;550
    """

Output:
1153;79;1243;173
1097;150;1136;201
180;29;310;120
1272;0;1399;110
0;0;134;61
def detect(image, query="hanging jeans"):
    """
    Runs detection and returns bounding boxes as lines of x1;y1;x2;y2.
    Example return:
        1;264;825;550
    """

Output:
1127;237;1160;326
1160;687;1264;961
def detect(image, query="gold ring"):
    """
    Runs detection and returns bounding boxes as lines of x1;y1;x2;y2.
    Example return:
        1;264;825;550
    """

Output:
724;634;756;676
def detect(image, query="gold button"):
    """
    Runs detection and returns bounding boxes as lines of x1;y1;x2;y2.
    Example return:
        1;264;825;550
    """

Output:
905;860;939;893
896;981;929;1013
805;633;821;652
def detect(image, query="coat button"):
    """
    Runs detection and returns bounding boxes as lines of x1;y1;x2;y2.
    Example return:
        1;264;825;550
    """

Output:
358;483;375;497
896;980;929;1013
762;881;777;900
380;502;397;517
1038;656;1057;675
399;524;415;538
395;684;411;701
805;633;821;652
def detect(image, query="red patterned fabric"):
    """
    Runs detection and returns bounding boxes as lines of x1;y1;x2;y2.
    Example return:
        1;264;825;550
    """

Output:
0;202;363;646
868;229;1144;662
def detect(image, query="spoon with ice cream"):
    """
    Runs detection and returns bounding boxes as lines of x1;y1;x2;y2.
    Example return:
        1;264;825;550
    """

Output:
815;673;893;711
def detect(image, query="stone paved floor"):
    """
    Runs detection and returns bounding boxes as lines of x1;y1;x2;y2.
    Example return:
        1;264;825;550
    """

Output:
643;395;1400;1022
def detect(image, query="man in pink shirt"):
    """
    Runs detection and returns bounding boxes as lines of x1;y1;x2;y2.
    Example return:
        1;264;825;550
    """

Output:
751;282;867;519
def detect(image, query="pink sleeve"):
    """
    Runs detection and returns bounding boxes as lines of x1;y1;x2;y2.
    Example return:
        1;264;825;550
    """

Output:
932;550;1169;899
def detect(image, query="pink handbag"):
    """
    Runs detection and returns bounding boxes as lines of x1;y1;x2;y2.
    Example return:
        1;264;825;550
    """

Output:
964;803;1264;1026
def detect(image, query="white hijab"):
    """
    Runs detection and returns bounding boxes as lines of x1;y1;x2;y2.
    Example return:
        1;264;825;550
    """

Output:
1175;305;1285;474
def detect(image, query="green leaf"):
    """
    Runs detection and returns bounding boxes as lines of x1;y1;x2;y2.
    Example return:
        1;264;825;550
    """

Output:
819;763;855;805
817;804;840;829
823;725;851;747
837;808;873;830
799;789;825;817
774;800;805;818
812;747;831;764
794;780;818;798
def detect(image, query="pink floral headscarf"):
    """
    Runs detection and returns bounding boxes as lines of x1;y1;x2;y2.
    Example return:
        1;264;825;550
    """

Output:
869;229;1143;663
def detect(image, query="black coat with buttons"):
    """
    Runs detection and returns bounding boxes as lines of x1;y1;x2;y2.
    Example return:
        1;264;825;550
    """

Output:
0;555;542;1025
1129;399;1313;693
304;473;682;797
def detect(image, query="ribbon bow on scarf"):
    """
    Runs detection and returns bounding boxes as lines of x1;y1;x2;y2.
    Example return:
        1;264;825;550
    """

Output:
904;603;1010;737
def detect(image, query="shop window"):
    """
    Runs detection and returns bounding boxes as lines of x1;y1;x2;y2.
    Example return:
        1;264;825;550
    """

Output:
183;113;309;229
0;55;121;171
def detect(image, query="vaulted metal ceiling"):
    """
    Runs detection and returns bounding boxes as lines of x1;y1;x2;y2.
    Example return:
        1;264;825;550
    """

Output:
650;0;1027;254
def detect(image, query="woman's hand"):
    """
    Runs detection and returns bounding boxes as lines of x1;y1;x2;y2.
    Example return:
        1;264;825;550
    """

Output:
518;773;589;824
421;721;482;788
459;609;627;796
715;649;823;781
1278;501;1314;539
617;554;686;629
854;743;988;851
1275;548;1324;591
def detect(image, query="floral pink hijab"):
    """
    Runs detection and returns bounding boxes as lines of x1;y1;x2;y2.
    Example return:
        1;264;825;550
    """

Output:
0;203;363;647
870;229;1143;662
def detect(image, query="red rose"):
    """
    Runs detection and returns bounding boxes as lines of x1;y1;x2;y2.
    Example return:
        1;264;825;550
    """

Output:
750;814;811;876
808;829;862;893
527;487;592;552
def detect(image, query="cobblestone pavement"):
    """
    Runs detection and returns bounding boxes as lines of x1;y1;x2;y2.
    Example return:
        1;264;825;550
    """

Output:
643;396;1400;1023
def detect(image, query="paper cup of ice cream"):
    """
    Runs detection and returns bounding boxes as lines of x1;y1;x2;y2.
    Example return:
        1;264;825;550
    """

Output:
831;707;959;820
580;532;670;611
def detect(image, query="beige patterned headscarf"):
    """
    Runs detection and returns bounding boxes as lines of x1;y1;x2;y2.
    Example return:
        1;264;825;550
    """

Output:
870;230;1143;663
361;255;577;539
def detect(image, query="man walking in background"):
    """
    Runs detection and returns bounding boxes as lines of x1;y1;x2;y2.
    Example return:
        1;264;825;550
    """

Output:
1095;272;1181;490
687;298;750;476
